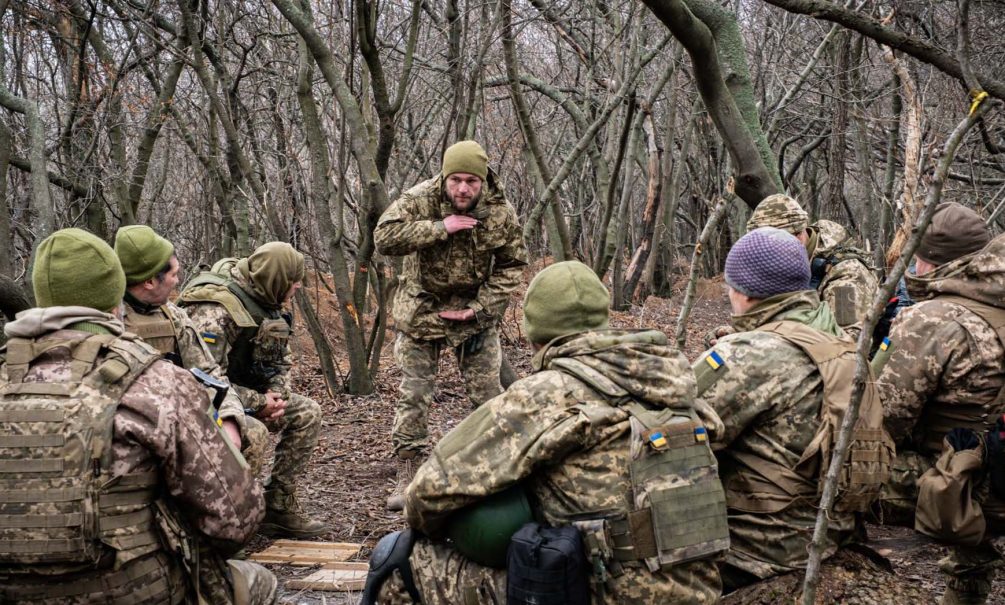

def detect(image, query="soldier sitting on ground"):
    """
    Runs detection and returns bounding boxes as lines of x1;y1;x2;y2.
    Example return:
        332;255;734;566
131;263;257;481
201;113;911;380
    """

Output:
114;225;269;475
178;242;328;539
0;228;275;604
362;261;728;604
694;227;892;593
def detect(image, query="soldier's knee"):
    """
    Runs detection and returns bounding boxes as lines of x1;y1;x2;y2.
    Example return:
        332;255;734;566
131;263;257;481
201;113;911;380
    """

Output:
287;394;322;430
399;378;434;405
227;559;277;605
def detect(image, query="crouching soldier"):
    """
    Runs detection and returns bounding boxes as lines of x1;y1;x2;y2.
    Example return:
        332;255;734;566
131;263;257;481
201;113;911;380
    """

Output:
0;229;275;604
694;227;892;592
362;261;727;604
114;225;269;474
877;203;1005;605
178;242;328;538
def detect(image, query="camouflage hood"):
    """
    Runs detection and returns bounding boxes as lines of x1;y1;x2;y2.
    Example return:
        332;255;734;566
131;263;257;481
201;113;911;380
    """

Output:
532;329;696;409
4;306;125;338
810;219;850;257
906;232;1005;308
731;289;842;336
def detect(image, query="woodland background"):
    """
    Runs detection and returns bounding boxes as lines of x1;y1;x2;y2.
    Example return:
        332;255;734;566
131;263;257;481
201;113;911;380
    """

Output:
1;0;1004;396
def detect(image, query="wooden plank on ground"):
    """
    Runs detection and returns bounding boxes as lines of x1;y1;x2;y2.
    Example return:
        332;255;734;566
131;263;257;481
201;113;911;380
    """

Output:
286;562;369;591
249;541;362;566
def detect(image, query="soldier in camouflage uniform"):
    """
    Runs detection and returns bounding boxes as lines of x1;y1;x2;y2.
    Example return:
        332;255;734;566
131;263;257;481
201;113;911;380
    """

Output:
367;261;726;604
178;242;328;538
374;140;528;511
114;225;269;475
876;203;1005;605
746;194;878;338
694;228;870;592
0;228;275;604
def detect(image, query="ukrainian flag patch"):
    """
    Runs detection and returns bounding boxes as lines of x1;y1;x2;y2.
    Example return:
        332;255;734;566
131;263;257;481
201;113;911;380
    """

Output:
705;351;725;370
201;332;217;344
880;337;891;351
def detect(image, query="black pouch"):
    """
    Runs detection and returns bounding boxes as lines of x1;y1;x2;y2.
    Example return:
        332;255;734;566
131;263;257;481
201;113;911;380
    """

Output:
507;522;590;605
987;415;1005;500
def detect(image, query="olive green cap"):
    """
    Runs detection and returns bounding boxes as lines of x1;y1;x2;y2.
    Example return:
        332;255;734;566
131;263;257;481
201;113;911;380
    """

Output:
917;202;990;266
33;228;126;311
522;261;610;345
442;140;488;180
746;194;809;235
114;225;175;284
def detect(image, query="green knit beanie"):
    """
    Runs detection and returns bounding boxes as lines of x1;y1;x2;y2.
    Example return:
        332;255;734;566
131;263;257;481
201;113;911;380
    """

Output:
33;228;126;311
442;140;488;180
522;261;610;345
114;225;175;284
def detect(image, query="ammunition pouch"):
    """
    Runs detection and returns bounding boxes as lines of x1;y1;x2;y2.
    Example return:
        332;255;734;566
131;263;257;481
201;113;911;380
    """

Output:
507;523;589;605
361;529;420;605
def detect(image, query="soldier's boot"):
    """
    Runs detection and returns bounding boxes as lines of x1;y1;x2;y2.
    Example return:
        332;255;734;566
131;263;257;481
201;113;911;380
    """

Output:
228;559;278;605
260;487;330;539
386;450;420;512
941;573;992;605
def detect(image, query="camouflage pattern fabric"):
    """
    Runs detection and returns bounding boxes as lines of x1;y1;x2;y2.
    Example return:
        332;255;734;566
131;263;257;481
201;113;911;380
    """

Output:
122;298;268;468
374;170;528;347
808;220;878;339
877;234;1005;602
185;301;322;492
380;329;722;604
745;194;809;235
0;308;270;604
391;329;502;454
693;290;855;581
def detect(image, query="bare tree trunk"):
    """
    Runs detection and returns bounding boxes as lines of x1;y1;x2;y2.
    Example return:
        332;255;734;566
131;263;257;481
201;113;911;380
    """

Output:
0;119;13;277
882;48;923;267
675;196;731;347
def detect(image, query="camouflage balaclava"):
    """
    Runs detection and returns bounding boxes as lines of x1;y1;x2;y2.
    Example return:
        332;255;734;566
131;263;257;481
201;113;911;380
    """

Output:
522;261;609;345
746;194;809;235
442;141;488;180
33;228;126;311
114;225;175;285
917;202;990;266
236;242;305;308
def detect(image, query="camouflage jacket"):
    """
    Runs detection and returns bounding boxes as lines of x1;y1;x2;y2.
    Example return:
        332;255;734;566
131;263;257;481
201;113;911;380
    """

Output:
123;298;248;431
2;307;263;553
405;329;721;604
878;234;1005;456
693;290;855;579
375;171;528;345
809;220;878;339
182;270;294;411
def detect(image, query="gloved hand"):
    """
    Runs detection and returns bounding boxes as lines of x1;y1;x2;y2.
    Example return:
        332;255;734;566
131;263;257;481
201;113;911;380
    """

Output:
461;331;487;355
703;325;734;349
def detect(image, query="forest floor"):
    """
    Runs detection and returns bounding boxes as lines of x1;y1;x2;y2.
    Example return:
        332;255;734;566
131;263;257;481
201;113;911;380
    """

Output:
249;268;988;604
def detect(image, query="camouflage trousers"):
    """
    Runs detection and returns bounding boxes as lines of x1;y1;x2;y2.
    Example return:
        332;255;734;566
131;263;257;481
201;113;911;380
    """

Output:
391;329;502;455
242;392;322;493
377;538;721;604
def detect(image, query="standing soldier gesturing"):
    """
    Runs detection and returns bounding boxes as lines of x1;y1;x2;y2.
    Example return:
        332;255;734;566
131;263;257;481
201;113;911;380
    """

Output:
375;141;528;511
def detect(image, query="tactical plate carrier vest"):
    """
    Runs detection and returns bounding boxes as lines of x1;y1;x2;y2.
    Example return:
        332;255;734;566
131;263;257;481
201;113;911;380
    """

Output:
122;303;179;356
727;320;894;515
0;332;163;574
551;357;730;576
177;259;289;393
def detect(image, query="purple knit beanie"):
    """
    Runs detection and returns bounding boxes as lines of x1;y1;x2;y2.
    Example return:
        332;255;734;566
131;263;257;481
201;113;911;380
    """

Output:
725;227;810;298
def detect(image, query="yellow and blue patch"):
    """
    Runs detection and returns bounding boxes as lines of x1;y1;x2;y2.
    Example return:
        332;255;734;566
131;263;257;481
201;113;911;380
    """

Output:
694;427;708;442
201;332;218;345
879;337;891;351
705;351;725;370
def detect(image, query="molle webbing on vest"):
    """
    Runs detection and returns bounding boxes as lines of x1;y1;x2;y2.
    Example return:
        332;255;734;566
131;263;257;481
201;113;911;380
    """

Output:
731;320;893;514
919;296;1005;452
123;305;179;356
553;357;729;571
178;260;275;329
0;333;162;572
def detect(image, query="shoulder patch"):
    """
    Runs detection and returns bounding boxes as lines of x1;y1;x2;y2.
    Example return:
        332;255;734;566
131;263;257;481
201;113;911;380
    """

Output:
695;351;729;396
201;332;218;344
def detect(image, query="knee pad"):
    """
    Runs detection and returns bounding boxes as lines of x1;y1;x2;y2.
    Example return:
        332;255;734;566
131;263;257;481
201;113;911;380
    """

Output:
361;529;420;604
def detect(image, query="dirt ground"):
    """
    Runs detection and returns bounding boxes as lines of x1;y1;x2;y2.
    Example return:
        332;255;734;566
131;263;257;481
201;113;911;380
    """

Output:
252;272;996;604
